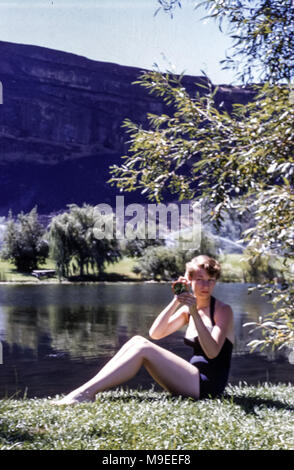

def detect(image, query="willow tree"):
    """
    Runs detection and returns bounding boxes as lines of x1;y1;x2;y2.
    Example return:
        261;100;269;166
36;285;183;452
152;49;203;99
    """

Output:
49;204;121;278
109;0;294;350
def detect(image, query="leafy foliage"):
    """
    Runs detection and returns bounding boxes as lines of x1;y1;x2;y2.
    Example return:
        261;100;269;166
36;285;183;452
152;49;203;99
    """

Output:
49;204;121;279
156;0;294;84
154;0;182;18
1;207;49;272
132;245;194;280
132;227;220;280
119;220;165;258
108;0;294;349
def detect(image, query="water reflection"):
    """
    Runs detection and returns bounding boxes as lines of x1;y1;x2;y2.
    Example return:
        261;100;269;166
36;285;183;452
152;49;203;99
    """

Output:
0;283;293;398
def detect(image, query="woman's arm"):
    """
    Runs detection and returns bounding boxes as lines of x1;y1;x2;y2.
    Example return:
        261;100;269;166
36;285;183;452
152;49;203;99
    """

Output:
177;292;233;359
191;305;233;358
149;296;189;340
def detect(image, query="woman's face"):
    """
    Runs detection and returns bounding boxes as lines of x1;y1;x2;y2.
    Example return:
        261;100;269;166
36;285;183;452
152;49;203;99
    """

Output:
189;267;217;299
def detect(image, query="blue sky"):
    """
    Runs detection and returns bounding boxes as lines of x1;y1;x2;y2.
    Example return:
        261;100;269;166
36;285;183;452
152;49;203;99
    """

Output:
0;0;236;84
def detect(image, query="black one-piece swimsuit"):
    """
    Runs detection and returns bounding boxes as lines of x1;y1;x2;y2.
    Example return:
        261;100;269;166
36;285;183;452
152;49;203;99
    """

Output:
184;296;233;399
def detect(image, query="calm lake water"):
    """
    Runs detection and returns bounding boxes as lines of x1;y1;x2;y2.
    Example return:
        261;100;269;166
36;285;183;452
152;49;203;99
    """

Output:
0;282;293;398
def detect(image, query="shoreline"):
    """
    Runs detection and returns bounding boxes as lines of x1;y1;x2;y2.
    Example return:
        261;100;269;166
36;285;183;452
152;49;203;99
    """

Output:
0;277;245;285
1;253;278;285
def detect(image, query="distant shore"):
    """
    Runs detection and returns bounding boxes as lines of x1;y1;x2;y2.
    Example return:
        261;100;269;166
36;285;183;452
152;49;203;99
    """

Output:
0;253;285;285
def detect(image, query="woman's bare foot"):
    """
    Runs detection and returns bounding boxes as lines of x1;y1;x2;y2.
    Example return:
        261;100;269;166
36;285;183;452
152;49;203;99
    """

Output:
52;389;95;406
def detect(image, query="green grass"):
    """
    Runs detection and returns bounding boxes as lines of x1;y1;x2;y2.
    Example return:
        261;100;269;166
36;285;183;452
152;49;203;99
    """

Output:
0;258;57;282
219;254;247;282
0;253;287;284
104;256;141;280
219;252;289;283
0;383;294;450
0;257;141;283
0;254;246;283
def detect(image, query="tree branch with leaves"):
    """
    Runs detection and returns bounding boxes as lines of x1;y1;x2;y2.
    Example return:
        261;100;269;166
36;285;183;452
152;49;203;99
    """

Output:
109;0;294;351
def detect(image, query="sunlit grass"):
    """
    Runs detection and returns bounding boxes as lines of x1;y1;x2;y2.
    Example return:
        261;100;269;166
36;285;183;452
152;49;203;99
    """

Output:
104;256;141;280
0;258;56;282
219;253;288;283
0;253;284;284
0;383;294;450
0;257;141;283
219;254;247;282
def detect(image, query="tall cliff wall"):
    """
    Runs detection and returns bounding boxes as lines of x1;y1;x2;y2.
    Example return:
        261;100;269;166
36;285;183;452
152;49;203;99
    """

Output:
0;41;255;216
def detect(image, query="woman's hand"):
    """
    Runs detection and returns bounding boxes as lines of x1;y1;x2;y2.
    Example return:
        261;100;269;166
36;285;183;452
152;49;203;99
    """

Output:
171;277;196;315
171;276;198;315
176;290;197;316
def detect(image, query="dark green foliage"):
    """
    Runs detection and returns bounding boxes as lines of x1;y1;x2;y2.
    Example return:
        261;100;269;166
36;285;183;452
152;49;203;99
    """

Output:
49;204;121;279
120;223;165;258
1;207;49;272
132;245;200;280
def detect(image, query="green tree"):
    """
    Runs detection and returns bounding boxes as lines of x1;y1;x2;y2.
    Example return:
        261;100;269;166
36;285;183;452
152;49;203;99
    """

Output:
133;245;199;280
49;204;121;279
1;207;49;272
48;211;72;278
109;1;294;350
120;220;165;258
132;227;219;280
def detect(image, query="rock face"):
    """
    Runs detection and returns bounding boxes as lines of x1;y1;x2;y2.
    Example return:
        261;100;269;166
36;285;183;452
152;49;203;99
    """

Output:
0;40;255;216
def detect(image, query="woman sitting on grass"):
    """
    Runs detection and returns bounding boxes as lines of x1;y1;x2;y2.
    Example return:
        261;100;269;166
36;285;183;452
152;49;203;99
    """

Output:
54;255;234;405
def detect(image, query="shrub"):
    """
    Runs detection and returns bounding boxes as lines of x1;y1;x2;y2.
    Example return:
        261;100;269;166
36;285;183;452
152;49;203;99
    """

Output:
1;207;49;272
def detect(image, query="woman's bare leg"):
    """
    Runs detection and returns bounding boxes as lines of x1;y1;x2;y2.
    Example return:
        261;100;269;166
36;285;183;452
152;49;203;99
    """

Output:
54;336;200;404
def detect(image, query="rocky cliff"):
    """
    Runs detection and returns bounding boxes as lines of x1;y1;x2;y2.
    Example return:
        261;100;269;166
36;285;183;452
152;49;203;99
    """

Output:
0;41;255;216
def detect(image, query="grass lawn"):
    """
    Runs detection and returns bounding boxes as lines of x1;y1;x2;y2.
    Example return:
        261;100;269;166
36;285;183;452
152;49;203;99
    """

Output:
0;383;294;450
104;256;141;280
0;257;141;283
220;252;292;282
218;254;247;282
0;259;57;282
0;253;288;284
0;254;255;284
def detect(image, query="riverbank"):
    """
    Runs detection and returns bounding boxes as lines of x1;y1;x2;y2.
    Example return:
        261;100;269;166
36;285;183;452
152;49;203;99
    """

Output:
0;383;294;450
0;257;140;283
0;254;267;284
